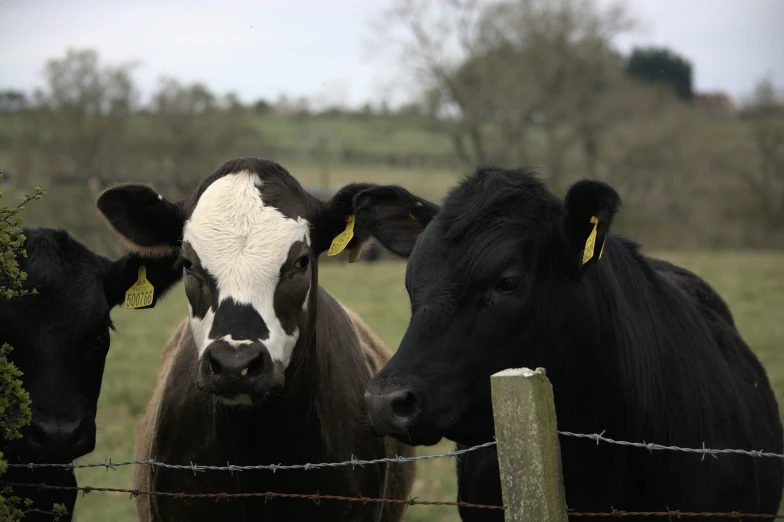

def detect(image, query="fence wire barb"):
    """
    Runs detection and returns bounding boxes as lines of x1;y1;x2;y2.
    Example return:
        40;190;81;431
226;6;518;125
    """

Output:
8;430;783;474
0;482;505;511
6;440;498;473
567;509;784;518
556;431;784;460
3;482;782;519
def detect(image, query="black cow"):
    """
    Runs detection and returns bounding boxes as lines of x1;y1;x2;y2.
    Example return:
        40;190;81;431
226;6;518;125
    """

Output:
0;227;180;521
355;166;784;521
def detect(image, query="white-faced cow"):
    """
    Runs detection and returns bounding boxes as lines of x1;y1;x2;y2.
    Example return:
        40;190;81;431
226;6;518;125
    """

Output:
95;157;416;522
357;166;784;521
0;227;181;522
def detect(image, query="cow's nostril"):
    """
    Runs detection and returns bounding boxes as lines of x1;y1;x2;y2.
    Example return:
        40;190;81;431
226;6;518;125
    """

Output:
391;390;418;419
245;353;264;377
209;352;223;375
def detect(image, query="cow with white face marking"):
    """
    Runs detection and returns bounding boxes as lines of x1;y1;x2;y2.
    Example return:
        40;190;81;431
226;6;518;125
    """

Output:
96;157;415;522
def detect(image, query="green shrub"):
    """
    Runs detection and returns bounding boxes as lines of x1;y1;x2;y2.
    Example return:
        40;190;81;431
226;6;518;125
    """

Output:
0;174;65;520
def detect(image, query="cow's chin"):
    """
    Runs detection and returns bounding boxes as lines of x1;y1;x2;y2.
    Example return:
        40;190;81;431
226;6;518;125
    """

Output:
378;410;494;449
441;420;496;447
197;376;284;407
216;393;256;407
415;406;495;448
386;429;443;448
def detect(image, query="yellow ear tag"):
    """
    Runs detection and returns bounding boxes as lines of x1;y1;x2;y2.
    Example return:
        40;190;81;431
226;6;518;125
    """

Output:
327;215;355;257
598;237;606;260
124;265;155;309
409;213;417;221
581;216;599;265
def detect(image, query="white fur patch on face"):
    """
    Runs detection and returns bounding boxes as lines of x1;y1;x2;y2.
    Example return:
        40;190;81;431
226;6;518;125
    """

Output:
184;171;311;368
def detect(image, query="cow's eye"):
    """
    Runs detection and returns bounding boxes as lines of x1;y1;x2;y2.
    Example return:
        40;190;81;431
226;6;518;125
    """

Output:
97;327;110;342
93;320;113;349
293;256;310;270
495;277;523;294
182;260;194;275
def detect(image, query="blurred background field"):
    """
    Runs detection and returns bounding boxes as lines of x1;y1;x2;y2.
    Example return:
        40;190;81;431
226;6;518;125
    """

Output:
1;1;783;255
1;0;783;520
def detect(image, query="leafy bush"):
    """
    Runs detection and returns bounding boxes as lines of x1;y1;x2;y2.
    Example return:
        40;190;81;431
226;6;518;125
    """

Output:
0;174;66;520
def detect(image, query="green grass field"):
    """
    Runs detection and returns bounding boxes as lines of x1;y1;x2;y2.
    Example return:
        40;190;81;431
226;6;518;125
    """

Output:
64;251;784;522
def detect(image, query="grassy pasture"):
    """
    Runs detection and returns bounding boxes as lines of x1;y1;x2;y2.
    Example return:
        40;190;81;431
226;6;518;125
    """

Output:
65;251;784;522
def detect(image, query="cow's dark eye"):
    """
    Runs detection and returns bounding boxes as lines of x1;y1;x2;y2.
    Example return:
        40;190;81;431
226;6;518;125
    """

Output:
495;277;523;294
182;260;194;276
293;256;310;270
97;326;110;342
91;319;113;354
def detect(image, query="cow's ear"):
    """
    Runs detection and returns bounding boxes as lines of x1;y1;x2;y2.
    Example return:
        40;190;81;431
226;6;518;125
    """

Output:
96;183;185;257
353;185;440;258
105;252;182;309
562;180;621;275
314;183;376;259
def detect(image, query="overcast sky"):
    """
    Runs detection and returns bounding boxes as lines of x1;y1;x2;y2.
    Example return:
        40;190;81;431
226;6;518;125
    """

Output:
1;0;782;108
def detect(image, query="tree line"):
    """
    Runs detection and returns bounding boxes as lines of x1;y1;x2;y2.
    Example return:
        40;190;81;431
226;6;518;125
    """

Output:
0;0;782;250
369;0;784;247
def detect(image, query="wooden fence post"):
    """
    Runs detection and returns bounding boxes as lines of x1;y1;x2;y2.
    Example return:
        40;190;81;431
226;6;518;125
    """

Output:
490;367;568;522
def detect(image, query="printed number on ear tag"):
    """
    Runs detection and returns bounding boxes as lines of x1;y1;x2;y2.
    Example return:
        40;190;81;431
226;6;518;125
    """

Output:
327;215;356;257
124;265;155;309
581;216;599;265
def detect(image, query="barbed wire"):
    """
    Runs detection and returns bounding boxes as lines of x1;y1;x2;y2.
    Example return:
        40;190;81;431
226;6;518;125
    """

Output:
557;431;784;460
3;482;782;519
0;482;504;511
568;509;784;519
6;440;498;473
8;429;783;473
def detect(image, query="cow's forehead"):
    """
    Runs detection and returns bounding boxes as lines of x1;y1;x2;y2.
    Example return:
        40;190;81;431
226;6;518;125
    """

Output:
183;170;311;298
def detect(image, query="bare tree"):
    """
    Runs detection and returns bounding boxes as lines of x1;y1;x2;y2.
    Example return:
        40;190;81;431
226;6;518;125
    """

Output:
368;0;637;189
740;77;784;230
11;48;138;183
146;77;262;195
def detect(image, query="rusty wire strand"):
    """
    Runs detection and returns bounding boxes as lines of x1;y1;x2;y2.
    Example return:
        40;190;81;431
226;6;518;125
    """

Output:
0;482;504;511
567;509;784;518
3;482;783;518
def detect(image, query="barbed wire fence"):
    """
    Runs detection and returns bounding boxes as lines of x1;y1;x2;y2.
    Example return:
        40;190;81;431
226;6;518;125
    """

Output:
5;431;783;474
3;370;784;520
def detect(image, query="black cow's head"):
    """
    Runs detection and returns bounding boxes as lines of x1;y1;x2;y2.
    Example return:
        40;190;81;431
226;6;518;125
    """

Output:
96;157;380;406
0;228;180;463
359;166;621;446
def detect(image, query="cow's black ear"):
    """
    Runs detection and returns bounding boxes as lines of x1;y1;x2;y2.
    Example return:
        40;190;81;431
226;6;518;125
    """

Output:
352;185;441;258
105;252;182;309
96;183;185;257
314;183;376;259
562;180;621;274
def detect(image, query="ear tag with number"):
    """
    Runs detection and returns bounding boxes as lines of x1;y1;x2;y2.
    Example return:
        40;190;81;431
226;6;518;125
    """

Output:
581;216;599;265
124;265;155;309
327;215;355;257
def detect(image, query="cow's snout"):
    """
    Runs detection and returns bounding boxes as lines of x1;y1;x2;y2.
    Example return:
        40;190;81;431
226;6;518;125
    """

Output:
200;341;277;399
207;343;267;378
364;382;422;438
26;415;95;462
